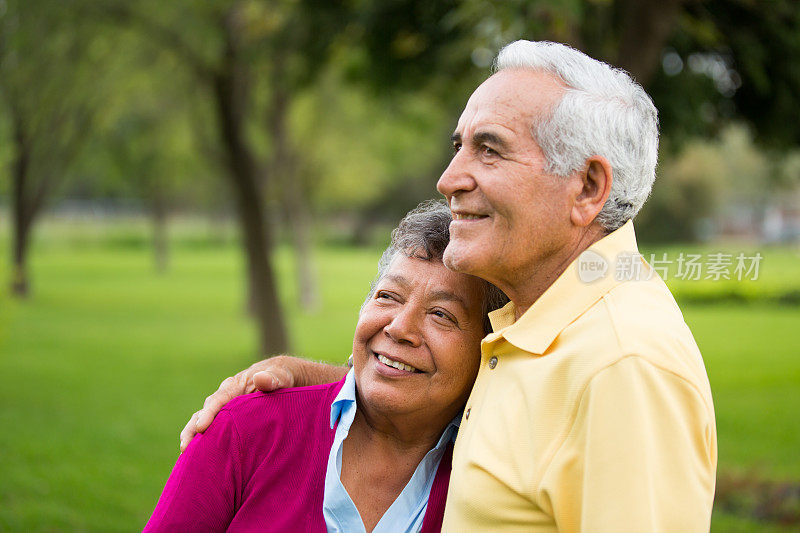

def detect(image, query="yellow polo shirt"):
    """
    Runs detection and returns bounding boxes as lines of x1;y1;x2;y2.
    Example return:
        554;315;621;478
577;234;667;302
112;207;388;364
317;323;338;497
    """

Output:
442;220;717;532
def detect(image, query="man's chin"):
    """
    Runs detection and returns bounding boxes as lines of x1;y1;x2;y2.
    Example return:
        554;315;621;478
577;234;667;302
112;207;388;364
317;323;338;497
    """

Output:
442;253;459;272
443;244;480;275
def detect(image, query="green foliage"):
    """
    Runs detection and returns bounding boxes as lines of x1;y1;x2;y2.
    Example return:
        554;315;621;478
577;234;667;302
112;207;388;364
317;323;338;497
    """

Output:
77;51;216;209
701;0;800;149
0;112;8;196
646;241;800;303
3;0;799;249
0;0;112;185
290;74;451;211
638;140;728;242
636;125;798;243
340;0;477;95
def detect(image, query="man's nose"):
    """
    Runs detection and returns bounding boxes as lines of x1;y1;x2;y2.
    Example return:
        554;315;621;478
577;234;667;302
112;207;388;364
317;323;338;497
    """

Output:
437;150;476;198
384;306;423;347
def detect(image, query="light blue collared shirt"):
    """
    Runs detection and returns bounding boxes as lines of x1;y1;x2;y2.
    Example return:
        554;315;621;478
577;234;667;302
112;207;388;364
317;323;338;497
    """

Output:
323;369;460;533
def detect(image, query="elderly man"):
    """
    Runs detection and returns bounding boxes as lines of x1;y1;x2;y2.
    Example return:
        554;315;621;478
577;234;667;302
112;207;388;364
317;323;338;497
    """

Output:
182;41;717;531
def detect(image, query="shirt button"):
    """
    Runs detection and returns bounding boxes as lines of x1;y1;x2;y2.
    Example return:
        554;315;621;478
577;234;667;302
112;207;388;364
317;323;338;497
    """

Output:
488;356;498;369
465;408;471;420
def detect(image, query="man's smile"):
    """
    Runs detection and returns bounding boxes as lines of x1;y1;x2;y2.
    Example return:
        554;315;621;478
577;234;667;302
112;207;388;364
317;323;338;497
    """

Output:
452;213;488;221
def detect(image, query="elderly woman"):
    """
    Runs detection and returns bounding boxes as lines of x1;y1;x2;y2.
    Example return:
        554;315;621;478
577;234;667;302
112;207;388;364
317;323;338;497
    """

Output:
144;201;505;532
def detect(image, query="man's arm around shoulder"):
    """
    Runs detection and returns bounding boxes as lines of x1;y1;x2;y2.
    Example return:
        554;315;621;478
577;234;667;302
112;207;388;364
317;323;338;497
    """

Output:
180;356;348;452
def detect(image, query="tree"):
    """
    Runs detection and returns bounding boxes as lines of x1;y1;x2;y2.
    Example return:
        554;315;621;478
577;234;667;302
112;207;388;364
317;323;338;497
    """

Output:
96;0;360;355
0;0;102;296
100;110;187;273
444;0;800;147
437;0;800;241
97;0;479;354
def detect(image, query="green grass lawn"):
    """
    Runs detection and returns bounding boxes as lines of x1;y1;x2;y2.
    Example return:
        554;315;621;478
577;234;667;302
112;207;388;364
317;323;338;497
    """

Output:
0;225;798;531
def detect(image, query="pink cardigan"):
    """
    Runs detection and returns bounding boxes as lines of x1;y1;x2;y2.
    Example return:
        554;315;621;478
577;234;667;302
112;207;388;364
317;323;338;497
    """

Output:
144;380;452;532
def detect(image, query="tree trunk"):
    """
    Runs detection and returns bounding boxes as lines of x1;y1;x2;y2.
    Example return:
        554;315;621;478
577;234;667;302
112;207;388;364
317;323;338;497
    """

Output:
269;81;320;312
151;188;169;274
211;13;289;357
10;110;32;297
287;199;319;312
615;0;686;87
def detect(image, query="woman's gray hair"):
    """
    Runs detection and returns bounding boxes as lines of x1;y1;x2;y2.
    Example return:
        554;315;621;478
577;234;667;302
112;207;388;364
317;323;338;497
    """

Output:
364;200;508;334
494;40;660;231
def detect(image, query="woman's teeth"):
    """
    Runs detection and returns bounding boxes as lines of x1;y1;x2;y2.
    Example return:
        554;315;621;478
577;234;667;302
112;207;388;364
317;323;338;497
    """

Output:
376;354;418;373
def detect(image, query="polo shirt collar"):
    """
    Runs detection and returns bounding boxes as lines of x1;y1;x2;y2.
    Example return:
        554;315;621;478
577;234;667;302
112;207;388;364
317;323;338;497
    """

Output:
329;368;357;429
487;220;640;355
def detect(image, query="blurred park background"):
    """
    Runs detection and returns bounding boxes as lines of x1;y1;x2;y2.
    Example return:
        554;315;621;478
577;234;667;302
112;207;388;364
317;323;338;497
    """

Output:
0;0;799;530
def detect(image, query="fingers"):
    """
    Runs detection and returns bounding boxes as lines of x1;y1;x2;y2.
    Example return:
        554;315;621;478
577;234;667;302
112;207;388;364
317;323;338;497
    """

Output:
253;366;294;392
177;363;270;450
252;370;279;391
196;384;235;432
179;411;201;453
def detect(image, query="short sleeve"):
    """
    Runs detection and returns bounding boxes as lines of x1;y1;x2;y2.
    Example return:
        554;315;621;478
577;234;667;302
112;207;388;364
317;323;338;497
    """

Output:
541;356;716;533
143;409;242;532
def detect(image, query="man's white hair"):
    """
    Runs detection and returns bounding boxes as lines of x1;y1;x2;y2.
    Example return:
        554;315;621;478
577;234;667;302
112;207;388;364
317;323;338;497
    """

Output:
494;40;659;231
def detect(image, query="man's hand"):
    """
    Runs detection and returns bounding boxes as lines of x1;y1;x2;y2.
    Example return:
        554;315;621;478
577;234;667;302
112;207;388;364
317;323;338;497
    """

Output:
179;356;297;452
179;355;348;452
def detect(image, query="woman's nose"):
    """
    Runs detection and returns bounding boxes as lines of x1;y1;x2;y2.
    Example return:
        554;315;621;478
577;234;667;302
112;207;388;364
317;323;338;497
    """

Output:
384;307;423;347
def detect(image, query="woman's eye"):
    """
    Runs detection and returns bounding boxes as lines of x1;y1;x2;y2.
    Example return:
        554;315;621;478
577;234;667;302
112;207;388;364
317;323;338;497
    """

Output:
432;309;457;325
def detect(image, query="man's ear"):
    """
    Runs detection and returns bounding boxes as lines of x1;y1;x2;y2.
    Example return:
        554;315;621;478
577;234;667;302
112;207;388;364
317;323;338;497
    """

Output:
570;156;613;228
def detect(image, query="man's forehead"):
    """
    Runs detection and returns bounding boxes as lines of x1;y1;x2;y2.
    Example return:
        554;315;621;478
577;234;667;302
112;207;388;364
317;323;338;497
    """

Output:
455;69;565;135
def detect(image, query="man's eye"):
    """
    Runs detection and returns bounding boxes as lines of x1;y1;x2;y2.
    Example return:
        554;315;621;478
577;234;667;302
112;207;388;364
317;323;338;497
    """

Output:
376;291;395;301
481;145;497;157
453;143;462;154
